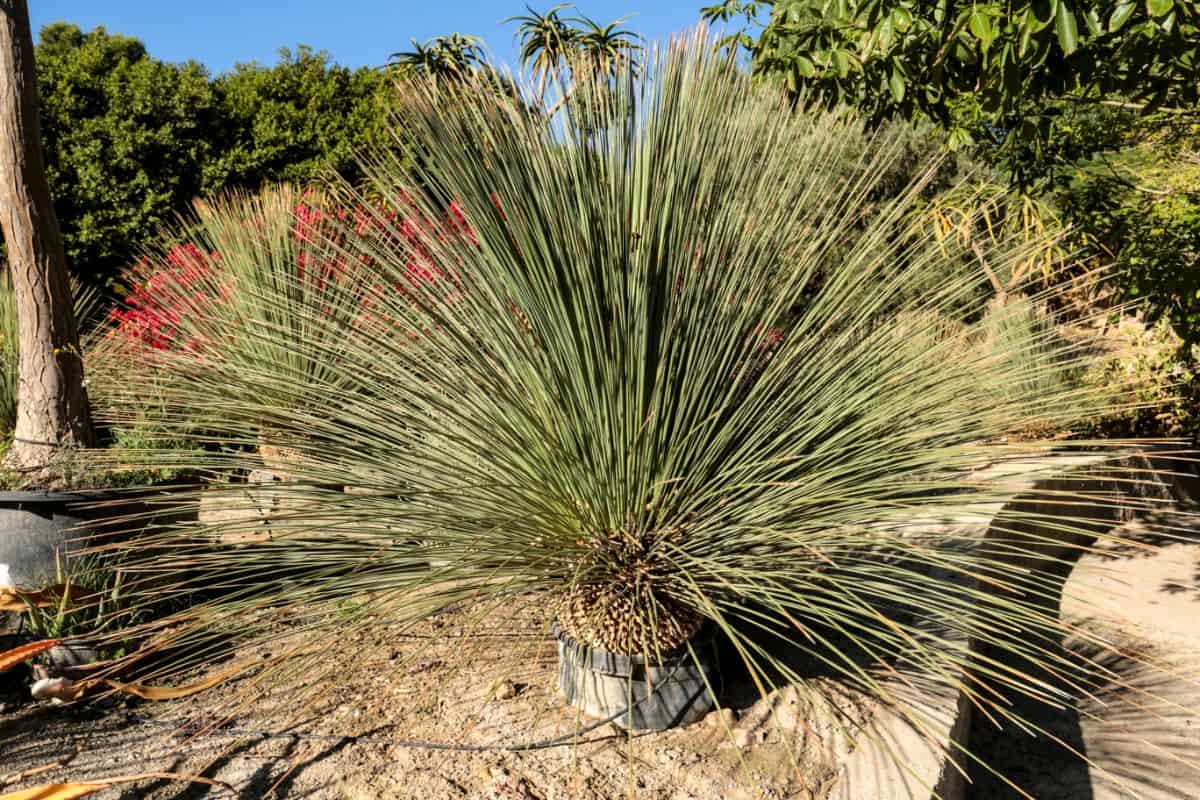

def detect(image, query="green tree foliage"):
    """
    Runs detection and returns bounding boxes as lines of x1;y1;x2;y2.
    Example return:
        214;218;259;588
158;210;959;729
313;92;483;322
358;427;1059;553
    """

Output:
31;24;396;288
702;1;1199;164
35;23;219;286
205;46;395;192
702;1;1200;356
1061;113;1200;347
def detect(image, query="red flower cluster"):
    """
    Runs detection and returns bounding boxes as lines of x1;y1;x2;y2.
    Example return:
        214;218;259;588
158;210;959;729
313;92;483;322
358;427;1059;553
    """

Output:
753;323;785;352
107;196;477;354
109;242;218;352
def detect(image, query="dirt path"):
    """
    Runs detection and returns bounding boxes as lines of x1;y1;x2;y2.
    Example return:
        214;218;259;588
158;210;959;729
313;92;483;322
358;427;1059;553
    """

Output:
4;515;1197;799
1;607;819;800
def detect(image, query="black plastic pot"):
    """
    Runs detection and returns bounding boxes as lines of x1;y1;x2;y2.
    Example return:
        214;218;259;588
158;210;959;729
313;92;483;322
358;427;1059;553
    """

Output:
554;621;721;731
0;488;193;589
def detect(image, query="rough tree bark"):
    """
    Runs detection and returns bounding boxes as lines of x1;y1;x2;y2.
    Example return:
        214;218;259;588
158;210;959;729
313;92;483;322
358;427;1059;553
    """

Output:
0;0;95;471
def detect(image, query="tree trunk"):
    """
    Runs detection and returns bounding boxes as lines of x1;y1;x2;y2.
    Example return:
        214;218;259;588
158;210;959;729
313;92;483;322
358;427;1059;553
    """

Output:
0;0;95;471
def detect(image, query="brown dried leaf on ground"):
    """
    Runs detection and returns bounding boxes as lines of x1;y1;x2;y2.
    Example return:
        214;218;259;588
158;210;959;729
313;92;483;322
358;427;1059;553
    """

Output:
0;639;60;673
0;772;230;800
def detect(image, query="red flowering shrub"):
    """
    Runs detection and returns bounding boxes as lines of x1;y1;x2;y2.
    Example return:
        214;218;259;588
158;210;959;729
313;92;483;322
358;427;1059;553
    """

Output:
105;195;472;356
109;242;220;352
104;191;788;398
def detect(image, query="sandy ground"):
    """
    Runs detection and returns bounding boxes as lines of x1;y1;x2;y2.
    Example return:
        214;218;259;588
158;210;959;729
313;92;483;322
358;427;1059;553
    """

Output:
1;602;832;800
968;533;1200;800
3;520;1198;799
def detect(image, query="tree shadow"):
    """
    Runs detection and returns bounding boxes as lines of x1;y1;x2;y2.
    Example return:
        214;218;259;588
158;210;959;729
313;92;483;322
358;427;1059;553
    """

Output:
965;545;1095;800
712;452;1199;800
966;453;1199;799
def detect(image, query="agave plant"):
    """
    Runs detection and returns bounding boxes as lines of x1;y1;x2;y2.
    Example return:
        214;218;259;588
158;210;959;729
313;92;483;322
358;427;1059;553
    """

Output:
99;33;1194;791
506;4;579;100
572;13;640;77
388;33;487;83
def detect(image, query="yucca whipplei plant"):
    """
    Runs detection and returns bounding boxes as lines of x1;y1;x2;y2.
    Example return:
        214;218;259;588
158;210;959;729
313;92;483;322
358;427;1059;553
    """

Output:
94;32;1196;787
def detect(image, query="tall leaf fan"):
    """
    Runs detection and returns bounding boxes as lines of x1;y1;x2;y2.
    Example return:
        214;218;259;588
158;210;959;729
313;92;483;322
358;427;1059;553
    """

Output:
98;31;1193;783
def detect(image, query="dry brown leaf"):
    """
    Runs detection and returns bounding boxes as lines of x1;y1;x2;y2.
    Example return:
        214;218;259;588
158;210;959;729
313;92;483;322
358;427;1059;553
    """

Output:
0;640;61;673
0;585;89;612
47;660;254;703
0;772;230;800
101;660;250;700
0;783;103;800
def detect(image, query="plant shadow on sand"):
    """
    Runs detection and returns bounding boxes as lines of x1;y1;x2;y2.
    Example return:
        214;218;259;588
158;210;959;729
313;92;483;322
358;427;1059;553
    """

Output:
710;484;1200;800
122;726;376;800
967;498;1200;800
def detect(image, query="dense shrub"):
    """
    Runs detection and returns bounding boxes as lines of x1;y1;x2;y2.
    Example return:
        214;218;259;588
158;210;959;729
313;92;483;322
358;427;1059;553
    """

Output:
1060;118;1200;350
87;189;467;445
30;23;399;289
35;23;219;288
204;46;396;192
701;3;1200;356
96;46;1181;774
1078;317;1199;442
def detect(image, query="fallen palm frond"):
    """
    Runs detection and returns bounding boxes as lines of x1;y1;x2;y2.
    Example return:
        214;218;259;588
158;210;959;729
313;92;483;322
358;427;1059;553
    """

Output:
0;639;60;673
0;773;231;800
88;30;1198;794
28;657;257;703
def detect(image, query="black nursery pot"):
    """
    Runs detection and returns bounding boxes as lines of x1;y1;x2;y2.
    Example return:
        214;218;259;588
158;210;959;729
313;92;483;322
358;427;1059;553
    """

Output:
0;488;193;589
553;621;721;731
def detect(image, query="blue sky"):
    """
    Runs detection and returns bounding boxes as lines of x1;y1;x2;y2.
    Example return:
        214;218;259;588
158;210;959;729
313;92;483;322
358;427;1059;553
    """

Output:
32;1;711;74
